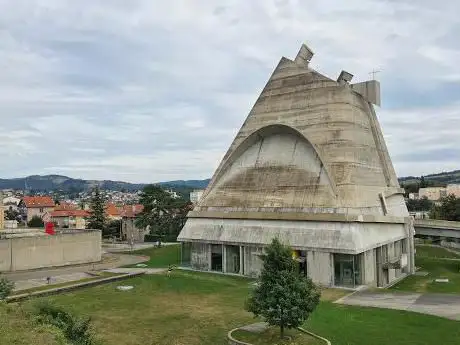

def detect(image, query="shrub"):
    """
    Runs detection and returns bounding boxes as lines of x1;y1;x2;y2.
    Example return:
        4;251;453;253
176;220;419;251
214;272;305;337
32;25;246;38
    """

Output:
33;301;100;345
0;276;15;300
27;215;44;228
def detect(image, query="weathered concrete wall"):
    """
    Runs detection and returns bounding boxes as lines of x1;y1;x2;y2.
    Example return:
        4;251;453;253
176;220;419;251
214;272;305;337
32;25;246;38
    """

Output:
198;44;403;215
362;249;376;286
307;251;333;286
0;230;101;272
0;239;10;270
180;218;407;254
121;218;147;243
225;245;240;274
190;242;209;271
243;246;263;278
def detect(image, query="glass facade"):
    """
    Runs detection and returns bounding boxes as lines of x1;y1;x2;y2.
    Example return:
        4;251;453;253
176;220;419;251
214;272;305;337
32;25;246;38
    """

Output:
334;254;362;287
211;244;223;271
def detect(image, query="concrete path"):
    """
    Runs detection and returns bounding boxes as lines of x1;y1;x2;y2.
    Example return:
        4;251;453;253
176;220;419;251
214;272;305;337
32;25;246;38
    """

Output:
104;268;165;275
13;272;93;291
102;242;179;253
4;253;148;282
337;291;460;321
239;322;269;333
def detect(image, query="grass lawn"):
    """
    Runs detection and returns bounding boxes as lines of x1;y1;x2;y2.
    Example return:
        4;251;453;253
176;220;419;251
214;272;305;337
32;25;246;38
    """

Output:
391;245;460;294
305;301;460;345
415;245;460;259
123;244;181;268
26;270;460;345
232;327;323;345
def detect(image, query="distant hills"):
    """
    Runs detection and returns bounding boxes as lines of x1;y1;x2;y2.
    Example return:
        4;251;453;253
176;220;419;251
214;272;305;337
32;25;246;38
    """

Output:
159;179;210;189
1;169;459;194
0;175;211;193
398;170;460;185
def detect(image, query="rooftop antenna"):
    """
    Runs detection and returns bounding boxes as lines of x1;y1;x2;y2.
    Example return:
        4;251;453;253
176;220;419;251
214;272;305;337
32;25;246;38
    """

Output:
369;69;381;80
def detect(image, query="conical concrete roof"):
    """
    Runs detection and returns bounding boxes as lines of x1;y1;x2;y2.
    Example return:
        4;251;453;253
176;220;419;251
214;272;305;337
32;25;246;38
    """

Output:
192;44;406;217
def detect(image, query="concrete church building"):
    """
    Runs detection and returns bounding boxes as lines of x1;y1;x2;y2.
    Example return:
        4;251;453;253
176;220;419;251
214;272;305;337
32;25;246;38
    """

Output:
178;43;415;288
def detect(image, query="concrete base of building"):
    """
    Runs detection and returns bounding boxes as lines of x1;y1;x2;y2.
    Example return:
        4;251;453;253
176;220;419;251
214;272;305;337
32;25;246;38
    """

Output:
179;238;413;288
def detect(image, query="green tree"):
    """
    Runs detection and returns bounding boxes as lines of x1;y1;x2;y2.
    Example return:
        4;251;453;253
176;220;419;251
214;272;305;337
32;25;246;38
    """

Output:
431;194;460;221
5;206;20;221
419;176;428;188
401;182;419;198
87;187;106;231
136;185;190;246
104;219;121;238
27;215;44;228
245;238;321;339
406;196;433;212
0;276;14;300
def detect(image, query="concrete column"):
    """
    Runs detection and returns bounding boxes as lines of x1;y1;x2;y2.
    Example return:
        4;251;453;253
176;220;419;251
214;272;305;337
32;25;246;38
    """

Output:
362;249;376;286
307;251;333;286
239;246;244;275
405;219;416;274
207;244;212;271
222;245;227;273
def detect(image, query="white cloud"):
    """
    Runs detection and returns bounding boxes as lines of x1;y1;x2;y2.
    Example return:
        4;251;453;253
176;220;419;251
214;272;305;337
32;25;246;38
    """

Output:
0;0;459;182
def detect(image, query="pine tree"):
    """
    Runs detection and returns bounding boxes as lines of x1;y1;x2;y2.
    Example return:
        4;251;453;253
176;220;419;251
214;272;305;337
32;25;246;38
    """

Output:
246;238;321;339
87;187;106;231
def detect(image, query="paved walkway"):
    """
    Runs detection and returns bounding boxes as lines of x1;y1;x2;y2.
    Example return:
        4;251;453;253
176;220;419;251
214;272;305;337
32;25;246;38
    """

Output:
336;291;460;320
4;253;148;282
239;322;269;333
104;268;165;275
102;242;179;253
13;272;93;291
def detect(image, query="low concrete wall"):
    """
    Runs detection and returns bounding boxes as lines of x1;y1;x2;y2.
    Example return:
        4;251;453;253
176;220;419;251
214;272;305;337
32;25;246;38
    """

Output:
7;271;144;302
227;328;252;345
227;326;331;345
0;229;101;272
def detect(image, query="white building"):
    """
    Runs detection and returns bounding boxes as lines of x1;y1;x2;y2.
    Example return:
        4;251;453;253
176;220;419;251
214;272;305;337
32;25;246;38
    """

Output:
190;189;205;204
418;187;447;201
446;184;460;198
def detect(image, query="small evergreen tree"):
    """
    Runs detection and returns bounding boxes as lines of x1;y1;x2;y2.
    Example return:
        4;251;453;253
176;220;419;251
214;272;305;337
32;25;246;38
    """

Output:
27;215;44;228
246;238;321;339
104;219;121;238
87;187;106;231
431;194;460;221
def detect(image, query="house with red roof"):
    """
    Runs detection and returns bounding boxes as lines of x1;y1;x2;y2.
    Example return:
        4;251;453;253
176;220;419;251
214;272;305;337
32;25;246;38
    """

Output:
50;203;90;229
19;196;55;222
120;204;148;243
106;203;122;220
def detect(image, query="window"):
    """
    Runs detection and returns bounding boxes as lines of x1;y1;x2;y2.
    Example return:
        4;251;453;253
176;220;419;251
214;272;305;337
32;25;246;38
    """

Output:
401;239;407;254
334;253;362;287
39;208;44;213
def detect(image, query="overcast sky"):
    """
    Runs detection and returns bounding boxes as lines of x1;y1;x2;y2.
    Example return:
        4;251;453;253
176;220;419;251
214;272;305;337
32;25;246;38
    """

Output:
0;0;459;183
